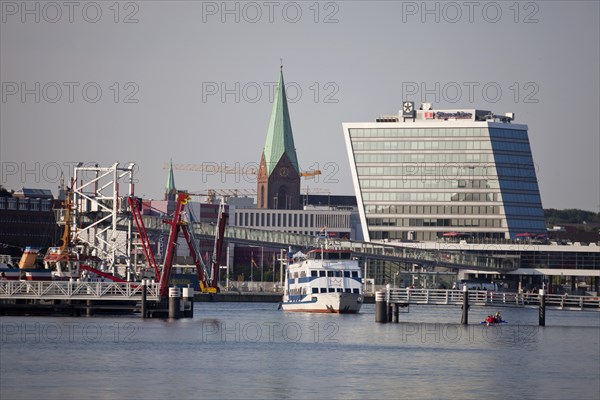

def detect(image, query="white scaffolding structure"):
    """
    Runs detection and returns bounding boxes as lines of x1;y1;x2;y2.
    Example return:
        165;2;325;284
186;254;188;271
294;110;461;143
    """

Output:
72;163;135;275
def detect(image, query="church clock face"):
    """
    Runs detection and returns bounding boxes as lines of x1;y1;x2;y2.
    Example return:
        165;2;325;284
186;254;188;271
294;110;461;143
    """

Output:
279;167;289;177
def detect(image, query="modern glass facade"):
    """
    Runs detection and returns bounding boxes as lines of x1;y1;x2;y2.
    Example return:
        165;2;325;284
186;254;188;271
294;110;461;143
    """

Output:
344;116;546;241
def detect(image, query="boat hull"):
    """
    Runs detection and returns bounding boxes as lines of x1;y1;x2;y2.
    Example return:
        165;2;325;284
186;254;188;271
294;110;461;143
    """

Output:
281;292;363;314
0;269;52;281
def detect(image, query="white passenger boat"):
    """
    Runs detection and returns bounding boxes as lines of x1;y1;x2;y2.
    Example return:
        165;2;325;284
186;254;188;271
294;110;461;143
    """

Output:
281;248;363;313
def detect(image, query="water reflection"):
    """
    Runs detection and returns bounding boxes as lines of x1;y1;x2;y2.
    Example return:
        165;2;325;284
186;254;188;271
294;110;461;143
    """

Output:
1;303;598;399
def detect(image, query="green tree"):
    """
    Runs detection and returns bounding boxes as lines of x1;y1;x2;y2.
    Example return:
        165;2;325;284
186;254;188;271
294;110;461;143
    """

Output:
0;185;13;197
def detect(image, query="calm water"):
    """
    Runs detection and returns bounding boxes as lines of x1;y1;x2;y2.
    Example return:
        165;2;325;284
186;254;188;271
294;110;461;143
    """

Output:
1;303;599;400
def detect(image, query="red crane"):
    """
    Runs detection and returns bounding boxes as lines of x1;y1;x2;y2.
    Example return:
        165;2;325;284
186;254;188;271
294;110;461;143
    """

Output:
129;192;226;297
211;200;228;288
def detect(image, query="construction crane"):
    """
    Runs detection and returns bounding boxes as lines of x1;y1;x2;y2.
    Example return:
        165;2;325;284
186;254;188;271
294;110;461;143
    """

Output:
300;170;322;178
210;199;228;288
128;192;225;296
187;189;256;204
187;187;330;204
163;162;322;179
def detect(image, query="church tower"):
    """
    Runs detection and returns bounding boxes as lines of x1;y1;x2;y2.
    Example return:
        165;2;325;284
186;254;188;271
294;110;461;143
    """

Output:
257;68;301;209
164;159;177;201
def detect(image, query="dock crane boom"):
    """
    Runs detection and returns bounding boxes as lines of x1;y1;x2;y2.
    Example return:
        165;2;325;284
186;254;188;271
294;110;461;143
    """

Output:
211;199;228;288
128;197;160;280
129;192;226;297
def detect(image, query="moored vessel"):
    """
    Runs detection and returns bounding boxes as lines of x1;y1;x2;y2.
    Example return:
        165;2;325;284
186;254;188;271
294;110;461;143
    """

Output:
281;247;363;313
0;247;52;281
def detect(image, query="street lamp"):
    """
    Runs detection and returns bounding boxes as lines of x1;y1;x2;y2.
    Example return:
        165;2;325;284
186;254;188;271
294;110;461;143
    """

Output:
393;271;400;288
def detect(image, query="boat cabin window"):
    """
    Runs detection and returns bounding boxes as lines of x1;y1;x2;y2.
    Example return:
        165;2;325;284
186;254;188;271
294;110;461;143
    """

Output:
311;271;318;277
353;288;360;294
351;271;359;278
308;251;353;260
345;288;352;293
293;272;299;278
319;271;326;277
343;271;350;278
328;288;336;293
320;288;327;293
300;271;306;278
312;288;319;294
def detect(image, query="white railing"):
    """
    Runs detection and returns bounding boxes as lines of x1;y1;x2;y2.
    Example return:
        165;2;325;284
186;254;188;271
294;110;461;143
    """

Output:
376;288;600;310
0;281;160;301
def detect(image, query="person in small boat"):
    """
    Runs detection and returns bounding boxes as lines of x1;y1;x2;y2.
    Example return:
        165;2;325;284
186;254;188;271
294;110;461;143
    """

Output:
494;311;502;323
485;315;495;325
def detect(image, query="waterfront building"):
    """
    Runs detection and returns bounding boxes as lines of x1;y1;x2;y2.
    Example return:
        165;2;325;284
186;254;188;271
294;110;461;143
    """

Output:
232;205;353;239
343;103;546;242
0;188;58;254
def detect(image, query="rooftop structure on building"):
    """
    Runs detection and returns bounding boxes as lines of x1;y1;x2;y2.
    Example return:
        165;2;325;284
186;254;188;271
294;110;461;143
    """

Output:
13;188;54;199
344;102;546;242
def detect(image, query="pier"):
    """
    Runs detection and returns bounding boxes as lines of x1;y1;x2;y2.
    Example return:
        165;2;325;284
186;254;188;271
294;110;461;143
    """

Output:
0;280;160;301
375;287;600;324
0;280;174;317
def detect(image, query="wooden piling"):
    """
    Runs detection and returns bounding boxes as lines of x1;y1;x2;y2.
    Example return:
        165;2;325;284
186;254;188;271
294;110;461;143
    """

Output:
141;280;147;319
168;287;181;319
539;289;546;326
86;300;93;317
375;291;387;323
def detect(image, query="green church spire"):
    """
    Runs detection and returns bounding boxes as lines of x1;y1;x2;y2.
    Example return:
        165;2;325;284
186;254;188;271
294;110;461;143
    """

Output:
165;159;176;200
262;68;300;176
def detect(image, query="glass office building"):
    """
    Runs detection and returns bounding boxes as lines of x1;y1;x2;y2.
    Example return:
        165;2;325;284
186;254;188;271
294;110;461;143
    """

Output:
343;106;546;241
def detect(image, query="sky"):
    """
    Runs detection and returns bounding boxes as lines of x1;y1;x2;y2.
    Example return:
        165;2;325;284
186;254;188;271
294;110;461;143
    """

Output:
1;0;599;211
